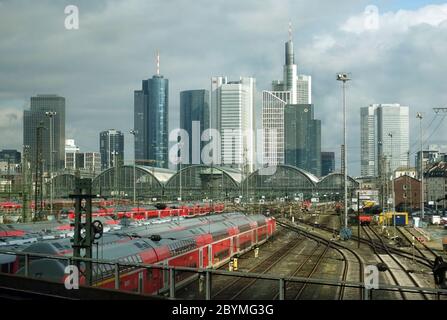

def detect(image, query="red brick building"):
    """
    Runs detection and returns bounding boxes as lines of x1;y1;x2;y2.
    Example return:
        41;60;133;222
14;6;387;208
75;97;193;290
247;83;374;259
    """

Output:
393;175;421;211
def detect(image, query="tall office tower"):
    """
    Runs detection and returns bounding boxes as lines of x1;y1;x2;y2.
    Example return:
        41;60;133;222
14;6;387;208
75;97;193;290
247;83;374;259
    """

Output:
263;25;315;167
180;89;210;165
321;152;335;176
134;51;169;168
283;24;298;104
262;91;291;165
99;129;124;170
23;94;66;171
296;74;312;104
376;104;409;174
360;105;377;176
360;104;409;176
210;77;256;172
284;104;321;176
64;139;79;170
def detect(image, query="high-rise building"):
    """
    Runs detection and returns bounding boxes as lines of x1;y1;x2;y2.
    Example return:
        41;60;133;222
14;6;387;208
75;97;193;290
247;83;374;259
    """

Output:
134;52;169;168
210;76;255;172
180;90;210;165
99;129;124;170
262;25;318;172
360;104;409;176
360;105;377;176
297;74;312;104
284;104;321;176
376;104;409;174
262;91;291;165
321;152;335;176
0;150;21;164
23;94;65;171
64;139;101;173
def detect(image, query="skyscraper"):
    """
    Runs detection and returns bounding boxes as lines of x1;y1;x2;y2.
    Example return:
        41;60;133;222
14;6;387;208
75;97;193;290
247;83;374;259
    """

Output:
376;104;409;173
284;104;321;176
360;105;377;176
99;129;124;170
321;152;335;176
262;24;318;172
297;74;312;104
210;76;255;172
23;94;65;171
360;104;409;176
134;51;169;168
180;89;210;165
262;91;291;165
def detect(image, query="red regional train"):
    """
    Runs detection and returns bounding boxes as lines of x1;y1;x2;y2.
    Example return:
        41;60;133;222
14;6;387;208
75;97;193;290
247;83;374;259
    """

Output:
10;213;276;295
65;202;225;220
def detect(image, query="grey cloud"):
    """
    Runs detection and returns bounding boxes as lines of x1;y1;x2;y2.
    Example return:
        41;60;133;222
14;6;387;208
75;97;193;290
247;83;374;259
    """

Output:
0;0;445;175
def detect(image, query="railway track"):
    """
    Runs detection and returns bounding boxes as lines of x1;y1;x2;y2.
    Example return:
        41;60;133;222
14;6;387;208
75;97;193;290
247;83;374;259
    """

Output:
211;234;310;299
397;227;440;261
277;220;364;300
363;226;430;300
294;217;433;268
271;242;331;300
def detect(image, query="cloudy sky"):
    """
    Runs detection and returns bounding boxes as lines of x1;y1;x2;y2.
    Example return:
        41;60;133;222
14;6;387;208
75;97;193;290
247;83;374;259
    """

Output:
1;0;447;175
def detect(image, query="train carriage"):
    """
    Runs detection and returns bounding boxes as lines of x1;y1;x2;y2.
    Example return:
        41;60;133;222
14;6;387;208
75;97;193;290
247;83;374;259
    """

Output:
7;213;275;295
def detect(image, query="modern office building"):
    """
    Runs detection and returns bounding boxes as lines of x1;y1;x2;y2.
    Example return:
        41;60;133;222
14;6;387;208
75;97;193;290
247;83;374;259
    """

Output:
0;149;21;164
296;74;312;104
23;94;66;171
99;129;124;170
376;104;409;174
134;52;169;168
65;139;101;173
262;25;315;168
262;91;291;165
360;105;377;176
210;76;255;172
284;104;321;176
360;104;409;176
321;152;335;176
180;89;210;165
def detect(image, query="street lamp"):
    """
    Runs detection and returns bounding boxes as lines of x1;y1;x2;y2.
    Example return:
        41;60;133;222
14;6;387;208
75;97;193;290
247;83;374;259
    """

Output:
130;129;137;205
416;112;424;220
388;132;396;237
336;73;351;239
45;111;56;217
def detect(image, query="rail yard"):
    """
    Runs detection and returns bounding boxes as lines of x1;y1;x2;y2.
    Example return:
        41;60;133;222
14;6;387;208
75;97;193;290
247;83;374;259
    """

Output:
1;199;446;301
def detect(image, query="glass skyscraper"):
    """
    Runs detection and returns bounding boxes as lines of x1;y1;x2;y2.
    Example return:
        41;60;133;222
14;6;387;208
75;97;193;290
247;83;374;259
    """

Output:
321;152;335;176
23;94;66;171
262;25;315;168
134;61;169;169
211;77;256;172
99;129;124;170
360;104;409;176
284;104;321;176
180;89;210;165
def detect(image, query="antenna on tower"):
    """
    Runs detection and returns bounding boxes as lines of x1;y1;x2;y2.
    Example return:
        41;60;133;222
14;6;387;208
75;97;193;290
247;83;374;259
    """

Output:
156;49;160;76
288;21;292;41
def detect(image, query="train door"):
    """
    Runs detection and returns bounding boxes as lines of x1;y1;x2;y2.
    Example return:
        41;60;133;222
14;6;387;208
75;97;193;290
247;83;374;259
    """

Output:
207;245;213;267
199;247;203;268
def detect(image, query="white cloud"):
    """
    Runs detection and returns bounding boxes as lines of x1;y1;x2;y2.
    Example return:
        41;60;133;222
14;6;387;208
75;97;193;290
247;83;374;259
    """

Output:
341;4;447;34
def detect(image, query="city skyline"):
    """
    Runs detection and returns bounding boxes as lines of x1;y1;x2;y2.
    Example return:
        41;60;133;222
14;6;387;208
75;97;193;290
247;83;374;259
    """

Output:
1;1;447;176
